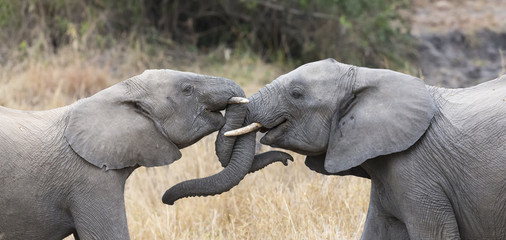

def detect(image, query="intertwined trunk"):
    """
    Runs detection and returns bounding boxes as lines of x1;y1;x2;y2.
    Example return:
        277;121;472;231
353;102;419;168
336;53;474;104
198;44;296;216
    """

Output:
162;86;292;205
215;103;245;167
162;101;253;205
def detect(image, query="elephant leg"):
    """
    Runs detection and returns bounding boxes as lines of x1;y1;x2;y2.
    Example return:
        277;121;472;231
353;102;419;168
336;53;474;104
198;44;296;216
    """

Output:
71;190;130;240
402;190;461;239
361;199;409;240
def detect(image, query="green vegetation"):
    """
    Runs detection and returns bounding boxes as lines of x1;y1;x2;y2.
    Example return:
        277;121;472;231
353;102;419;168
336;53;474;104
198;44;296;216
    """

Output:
0;0;414;69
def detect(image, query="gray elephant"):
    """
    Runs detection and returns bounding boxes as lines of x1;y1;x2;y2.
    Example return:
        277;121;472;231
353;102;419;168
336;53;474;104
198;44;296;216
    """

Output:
226;59;506;239
0;70;288;240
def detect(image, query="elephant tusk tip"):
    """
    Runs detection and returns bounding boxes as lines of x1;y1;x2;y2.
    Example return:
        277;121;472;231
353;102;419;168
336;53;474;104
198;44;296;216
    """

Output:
223;131;237;137
224;122;263;137
228;97;249;104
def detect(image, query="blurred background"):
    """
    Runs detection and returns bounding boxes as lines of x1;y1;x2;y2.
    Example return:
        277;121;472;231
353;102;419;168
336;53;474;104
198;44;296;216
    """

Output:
1;0;504;239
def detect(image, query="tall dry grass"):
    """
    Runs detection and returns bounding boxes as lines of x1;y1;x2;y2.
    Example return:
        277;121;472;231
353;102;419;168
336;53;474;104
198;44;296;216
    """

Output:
1;48;370;239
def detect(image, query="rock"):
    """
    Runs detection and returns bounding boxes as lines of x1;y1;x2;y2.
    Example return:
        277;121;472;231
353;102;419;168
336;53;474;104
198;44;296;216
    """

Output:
416;29;506;87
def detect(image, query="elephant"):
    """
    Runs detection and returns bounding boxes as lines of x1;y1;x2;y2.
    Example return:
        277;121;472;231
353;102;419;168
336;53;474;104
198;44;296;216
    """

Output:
0;69;288;240
226;59;506;239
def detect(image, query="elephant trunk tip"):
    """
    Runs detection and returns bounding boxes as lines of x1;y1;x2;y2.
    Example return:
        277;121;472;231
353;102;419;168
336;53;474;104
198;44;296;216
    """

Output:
162;190;194;205
161;192;178;205
161;185;234;205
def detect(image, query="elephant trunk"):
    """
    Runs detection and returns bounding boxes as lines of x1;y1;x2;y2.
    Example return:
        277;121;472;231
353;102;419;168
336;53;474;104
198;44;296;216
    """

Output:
244;84;281;128
215;103;245;167
162;128;292;205
162;131;256;205
213;78;251;167
215;82;276;166
162;83;293;205
222;86;281;137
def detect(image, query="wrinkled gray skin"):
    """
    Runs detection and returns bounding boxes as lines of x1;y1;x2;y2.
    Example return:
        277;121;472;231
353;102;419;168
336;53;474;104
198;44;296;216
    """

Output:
247;59;506;239
0;70;284;240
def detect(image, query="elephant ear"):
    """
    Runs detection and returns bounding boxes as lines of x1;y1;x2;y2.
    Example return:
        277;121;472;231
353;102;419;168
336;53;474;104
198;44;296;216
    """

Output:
64;81;181;170
324;68;436;173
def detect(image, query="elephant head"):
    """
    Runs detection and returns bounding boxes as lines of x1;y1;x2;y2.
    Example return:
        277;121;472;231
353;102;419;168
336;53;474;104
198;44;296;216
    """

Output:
227;59;436;175
64;70;255;197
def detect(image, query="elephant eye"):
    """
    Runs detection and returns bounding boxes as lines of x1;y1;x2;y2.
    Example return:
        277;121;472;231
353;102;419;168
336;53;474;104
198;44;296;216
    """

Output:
182;84;194;96
290;88;303;99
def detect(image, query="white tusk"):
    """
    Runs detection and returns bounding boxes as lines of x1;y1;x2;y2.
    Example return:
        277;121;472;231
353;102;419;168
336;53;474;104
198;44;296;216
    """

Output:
224;123;263;137
228;97;249;104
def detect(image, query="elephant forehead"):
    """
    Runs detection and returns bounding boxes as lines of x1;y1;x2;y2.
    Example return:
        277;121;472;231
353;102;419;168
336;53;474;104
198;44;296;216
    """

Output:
140;70;232;87
295;60;344;81
298;64;327;76
141;69;193;82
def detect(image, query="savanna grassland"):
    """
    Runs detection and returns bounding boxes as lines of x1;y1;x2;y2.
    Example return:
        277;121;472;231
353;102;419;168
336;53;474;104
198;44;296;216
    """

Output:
7;0;500;239
0;47;370;239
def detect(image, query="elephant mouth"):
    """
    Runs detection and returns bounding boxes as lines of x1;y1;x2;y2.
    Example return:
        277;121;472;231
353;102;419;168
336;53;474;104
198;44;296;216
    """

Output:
174;97;249;149
259;118;289;145
206;110;226;126
203;98;242;127
177;109;225;149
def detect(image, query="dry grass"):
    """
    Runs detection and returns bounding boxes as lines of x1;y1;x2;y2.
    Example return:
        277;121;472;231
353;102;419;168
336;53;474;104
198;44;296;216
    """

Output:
1;48;370;239
124;141;370;240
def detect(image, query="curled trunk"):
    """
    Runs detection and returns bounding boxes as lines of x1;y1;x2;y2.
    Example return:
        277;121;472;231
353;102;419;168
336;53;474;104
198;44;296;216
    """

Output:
162;131;256;205
162;131;292;205
215;103;244;167
162;92;293;205
215;89;268;167
249;151;293;173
